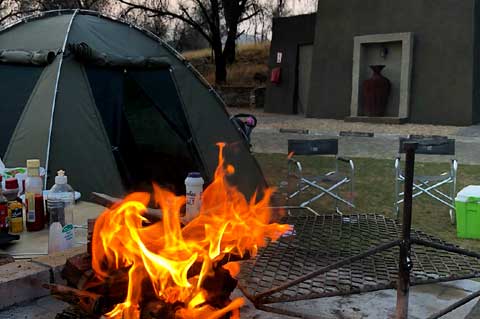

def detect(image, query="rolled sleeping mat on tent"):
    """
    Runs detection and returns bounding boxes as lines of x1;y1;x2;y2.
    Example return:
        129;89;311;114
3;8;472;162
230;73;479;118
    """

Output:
68;42;170;69
0;49;57;66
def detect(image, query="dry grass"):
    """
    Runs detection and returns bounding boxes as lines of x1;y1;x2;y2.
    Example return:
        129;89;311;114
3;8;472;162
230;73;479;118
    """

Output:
182;47;213;60
202;63;269;86
183;42;270;86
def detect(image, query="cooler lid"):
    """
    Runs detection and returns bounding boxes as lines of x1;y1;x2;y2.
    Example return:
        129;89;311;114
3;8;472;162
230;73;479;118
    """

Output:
456;185;480;202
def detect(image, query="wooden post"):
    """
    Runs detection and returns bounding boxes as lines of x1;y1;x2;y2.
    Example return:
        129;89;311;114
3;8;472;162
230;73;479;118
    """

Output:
396;142;417;319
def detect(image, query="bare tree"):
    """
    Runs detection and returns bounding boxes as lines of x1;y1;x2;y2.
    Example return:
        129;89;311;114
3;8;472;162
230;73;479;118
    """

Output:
116;0;262;84
0;0;38;25
16;0;109;11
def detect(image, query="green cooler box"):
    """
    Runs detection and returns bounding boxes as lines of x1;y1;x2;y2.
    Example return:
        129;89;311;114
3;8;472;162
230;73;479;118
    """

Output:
455;185;480;239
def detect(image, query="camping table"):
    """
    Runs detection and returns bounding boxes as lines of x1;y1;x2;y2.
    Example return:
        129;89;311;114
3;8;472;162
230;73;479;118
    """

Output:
0;202;105;258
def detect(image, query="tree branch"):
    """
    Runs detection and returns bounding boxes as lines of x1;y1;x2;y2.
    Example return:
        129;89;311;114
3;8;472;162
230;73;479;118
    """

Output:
238;8;261;23
116;0;213;44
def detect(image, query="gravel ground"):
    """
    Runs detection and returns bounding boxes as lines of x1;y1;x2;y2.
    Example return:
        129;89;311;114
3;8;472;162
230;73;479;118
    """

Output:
227;107;480;164
227;107;467;137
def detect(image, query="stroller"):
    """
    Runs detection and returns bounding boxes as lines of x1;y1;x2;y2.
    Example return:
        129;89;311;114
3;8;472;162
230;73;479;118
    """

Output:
230;113;257;152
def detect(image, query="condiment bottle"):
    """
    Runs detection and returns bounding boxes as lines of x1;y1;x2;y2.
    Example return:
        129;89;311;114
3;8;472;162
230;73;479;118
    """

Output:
5;178;23;233
184;172;204;222
0;176;8;233
47;170;75;253
25;159;44;232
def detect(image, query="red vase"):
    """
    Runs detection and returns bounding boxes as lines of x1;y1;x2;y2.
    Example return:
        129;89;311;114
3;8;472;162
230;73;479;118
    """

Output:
362;65;391;117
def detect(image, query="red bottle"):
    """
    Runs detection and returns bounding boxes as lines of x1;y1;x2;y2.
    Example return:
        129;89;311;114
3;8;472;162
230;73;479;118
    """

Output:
26;194;45;232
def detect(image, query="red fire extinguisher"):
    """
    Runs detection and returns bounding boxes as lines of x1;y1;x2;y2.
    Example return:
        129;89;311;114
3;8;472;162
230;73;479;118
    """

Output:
270;67;281;84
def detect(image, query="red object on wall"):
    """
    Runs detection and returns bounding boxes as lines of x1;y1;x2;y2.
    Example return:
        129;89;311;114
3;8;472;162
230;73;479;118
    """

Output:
270;67;281;84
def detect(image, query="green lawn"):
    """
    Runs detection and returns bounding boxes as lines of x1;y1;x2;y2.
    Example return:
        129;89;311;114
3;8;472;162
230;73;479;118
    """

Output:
254;153;480;252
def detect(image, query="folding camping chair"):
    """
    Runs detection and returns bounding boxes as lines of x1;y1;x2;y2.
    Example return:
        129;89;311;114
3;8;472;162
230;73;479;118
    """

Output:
394;136;458;223
284;139;355;214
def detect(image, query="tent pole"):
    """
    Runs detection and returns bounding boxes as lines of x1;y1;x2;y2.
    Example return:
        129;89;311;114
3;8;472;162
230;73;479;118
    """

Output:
44;9;78;188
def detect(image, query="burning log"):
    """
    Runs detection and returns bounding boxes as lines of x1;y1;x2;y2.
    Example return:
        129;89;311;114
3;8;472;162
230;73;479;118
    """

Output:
62;253;94;289
43;283;106;315
90;192;163;222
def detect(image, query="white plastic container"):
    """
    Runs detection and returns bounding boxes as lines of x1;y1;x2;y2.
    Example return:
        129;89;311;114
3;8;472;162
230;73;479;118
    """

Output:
47;170;75;253
185;172;204;222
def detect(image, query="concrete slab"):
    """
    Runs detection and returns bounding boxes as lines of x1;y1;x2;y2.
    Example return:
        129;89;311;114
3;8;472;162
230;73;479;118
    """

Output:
2;282;479;319
261;280;480;319
0;260;50;310
0;245;88;310
467;299;480;319
0;296;69;319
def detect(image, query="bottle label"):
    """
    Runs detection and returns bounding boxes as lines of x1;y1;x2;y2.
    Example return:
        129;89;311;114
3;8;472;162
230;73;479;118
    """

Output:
62;224;74;248
185;190;203;222
26;192;36;223
9;202;23;233
9;204;22;218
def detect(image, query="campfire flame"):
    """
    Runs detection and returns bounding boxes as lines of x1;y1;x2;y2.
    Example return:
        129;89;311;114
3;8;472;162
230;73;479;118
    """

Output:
91;143;291;318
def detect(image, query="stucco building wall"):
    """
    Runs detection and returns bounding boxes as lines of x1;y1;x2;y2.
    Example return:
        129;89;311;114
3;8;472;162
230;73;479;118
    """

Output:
308;0;477;125
265;13;316;114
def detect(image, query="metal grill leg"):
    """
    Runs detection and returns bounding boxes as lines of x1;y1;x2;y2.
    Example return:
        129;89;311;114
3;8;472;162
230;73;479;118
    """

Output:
396;142;417;319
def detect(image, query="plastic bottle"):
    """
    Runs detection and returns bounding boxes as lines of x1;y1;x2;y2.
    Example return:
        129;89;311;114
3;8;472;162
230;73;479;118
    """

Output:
5;178;23;233
47;170;75;253
0;176;8;233
25;159;44;232
185;172;204;222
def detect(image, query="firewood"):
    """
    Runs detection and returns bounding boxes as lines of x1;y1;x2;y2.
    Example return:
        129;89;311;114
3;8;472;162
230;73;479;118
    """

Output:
140;300;182;319
43;283;106;316
87;219;95;256
90;192;163;221
202;266;238;310
62;253;94;289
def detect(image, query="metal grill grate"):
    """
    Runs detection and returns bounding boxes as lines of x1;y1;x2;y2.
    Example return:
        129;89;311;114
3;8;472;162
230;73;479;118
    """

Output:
238;214;480;304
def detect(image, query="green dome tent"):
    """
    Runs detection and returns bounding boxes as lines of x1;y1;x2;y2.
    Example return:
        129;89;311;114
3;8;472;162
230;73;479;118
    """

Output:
0;9;266;198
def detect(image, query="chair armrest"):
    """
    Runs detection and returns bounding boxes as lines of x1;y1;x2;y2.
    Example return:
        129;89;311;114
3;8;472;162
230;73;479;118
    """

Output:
451;159;458;170
337;156;351;163
288;158;303;174
451;159;458;177
395;157;401;170
336;156;354;174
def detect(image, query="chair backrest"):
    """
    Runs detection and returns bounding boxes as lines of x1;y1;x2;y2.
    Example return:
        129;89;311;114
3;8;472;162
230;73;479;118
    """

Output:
288;139;338;156
399;136;455;155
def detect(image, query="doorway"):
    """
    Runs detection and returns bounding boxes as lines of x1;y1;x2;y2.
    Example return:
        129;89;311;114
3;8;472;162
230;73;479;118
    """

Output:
295;44;313;115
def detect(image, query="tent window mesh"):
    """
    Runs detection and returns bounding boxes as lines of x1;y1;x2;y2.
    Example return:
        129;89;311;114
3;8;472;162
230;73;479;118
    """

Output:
123;72;198;192
86;66;198;193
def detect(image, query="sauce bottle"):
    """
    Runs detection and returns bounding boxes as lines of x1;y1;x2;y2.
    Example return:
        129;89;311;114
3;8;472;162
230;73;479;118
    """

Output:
25;159;44;232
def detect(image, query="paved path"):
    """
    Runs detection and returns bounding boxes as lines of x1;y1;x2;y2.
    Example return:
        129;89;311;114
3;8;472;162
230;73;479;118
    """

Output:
251;127;480;164
227;107;480;164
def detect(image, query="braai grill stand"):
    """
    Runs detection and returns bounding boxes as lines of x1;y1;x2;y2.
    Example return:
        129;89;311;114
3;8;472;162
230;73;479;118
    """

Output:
238;141;480;319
